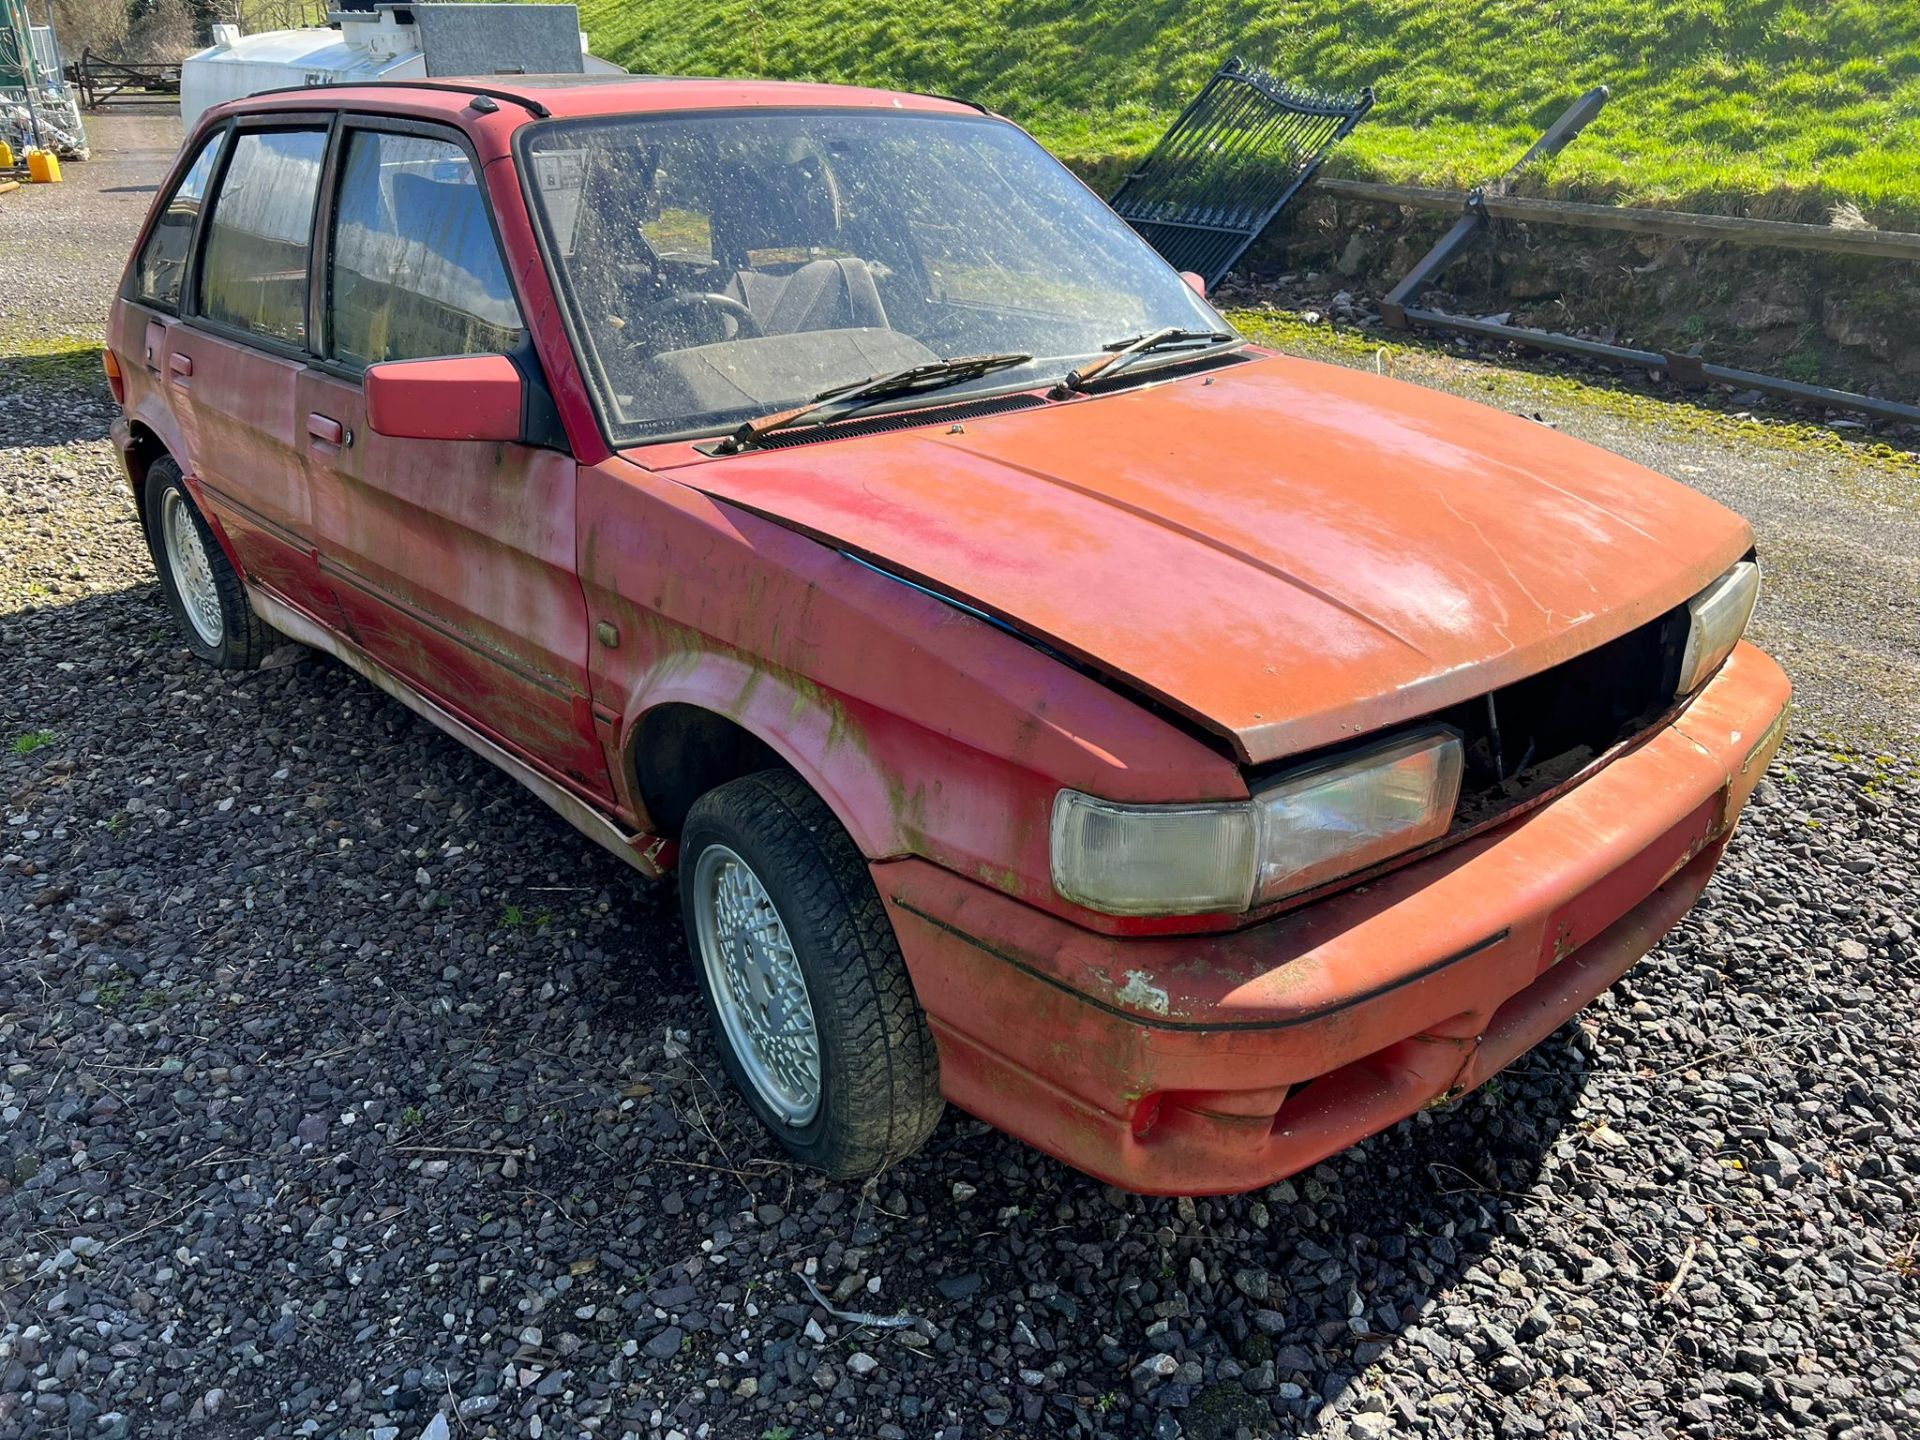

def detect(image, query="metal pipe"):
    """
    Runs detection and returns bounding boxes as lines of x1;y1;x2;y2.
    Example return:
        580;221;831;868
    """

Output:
1399;309;1920;426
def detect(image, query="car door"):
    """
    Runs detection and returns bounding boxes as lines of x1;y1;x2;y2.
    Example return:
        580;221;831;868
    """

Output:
166;120;334;614
115;126;222;467
295;118;612;801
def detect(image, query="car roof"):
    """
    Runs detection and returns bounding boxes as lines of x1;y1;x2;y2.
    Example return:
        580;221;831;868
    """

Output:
215;74;984;127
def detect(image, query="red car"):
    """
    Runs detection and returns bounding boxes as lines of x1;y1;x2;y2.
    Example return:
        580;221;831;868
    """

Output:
107;76;1789;1195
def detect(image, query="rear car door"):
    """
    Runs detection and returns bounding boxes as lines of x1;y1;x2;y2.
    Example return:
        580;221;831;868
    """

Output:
114;127;222;463
168;120;334;613
296;118;611;800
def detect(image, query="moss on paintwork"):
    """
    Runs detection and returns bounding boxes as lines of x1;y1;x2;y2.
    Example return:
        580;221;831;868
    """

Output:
880;768;930;847
783;671;862;755
974;861;1022;896
726;663;766;721
637;610;708;684
636;615;907;827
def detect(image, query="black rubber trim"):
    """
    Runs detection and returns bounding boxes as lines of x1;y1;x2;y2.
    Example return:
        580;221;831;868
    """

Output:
890;895;1511;1033
249;79;553;117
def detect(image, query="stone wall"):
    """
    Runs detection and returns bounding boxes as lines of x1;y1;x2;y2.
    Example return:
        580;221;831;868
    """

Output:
1239;194;1920;402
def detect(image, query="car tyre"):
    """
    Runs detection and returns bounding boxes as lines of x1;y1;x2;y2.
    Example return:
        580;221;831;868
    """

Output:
680;769;943;1177
143;457;273;669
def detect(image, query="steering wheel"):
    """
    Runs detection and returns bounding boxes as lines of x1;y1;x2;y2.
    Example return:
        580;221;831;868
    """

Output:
640;292;764;349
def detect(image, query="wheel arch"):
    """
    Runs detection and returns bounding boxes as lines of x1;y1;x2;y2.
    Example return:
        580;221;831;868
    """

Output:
621;657;920;863
122;418;174;526
629;702;790;838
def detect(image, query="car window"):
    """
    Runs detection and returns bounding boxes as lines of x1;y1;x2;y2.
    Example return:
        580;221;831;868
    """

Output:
899;153;1113;314
198;128;328;346
328;129;526;368
522;111;1225;444
640;159;713;264
134;133;221;309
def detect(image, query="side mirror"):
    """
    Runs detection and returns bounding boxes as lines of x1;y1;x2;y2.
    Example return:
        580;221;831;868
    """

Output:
1180;270;1207;297
364;354;525;442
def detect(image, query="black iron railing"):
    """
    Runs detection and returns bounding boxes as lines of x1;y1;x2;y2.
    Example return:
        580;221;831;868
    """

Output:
1110;58;1374;288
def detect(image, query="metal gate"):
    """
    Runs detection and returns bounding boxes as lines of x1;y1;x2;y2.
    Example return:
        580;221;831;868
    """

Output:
1105;57;1374;289
1109;58;1373;288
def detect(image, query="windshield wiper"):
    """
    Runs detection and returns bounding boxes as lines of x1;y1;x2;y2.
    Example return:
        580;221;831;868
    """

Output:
712;352;1033;454
1049;327;1237;397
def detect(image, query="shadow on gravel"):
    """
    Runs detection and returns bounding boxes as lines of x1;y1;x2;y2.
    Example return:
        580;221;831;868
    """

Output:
4;578;1598;1440
896;1027;1595;1438
0;352;113;448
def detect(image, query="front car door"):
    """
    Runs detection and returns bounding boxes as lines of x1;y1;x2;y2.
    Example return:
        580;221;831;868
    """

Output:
295;118;611;800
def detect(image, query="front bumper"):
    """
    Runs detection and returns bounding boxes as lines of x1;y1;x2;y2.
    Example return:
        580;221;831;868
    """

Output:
877;642;1791;1194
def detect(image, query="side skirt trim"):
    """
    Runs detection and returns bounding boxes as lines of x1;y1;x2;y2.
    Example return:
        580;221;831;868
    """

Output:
247;584;670;880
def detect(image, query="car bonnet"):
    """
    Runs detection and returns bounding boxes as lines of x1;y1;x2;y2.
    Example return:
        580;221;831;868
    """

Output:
659;352;1753;765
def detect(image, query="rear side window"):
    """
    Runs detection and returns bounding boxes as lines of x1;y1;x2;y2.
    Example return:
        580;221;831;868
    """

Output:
328;130;525;368
198;128;328;345
134;134;222;309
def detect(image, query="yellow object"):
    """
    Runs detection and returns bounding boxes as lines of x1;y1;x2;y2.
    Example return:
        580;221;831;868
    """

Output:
26;150;61;184
0;141;14;167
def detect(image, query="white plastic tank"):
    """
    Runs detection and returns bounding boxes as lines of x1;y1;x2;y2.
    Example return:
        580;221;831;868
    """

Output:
181;4;623;132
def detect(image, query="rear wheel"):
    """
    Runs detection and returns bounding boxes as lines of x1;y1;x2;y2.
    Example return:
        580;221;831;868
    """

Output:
680;770;943;1177
143;458;272;669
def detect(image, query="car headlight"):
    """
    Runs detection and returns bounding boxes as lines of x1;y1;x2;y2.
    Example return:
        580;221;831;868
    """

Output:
1051;728;1463;917
1676;560;1760;696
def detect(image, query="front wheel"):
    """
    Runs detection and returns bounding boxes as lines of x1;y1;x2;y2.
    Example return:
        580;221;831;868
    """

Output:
680;770;943;1177
142;458;273;669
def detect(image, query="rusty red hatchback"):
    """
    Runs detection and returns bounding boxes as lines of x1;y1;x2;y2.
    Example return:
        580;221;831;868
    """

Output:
108;76;1790;1194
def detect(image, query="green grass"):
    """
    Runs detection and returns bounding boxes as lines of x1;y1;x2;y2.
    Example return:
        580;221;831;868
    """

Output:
12;729;58;756
577;0;1920;222
0;338;105;385
498;903;556;930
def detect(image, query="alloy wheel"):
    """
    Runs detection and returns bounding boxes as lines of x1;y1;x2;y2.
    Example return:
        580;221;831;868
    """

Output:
161;488;224;648
692;842;823;1125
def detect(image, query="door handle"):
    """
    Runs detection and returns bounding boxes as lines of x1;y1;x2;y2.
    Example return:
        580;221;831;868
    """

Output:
307;412;347;447
168;352;192;385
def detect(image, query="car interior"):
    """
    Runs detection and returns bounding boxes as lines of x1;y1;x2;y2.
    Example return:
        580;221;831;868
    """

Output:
563;138;936;424
537;119;1161;436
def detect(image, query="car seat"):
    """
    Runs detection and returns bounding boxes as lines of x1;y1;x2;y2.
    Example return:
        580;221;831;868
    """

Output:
709;151;889;336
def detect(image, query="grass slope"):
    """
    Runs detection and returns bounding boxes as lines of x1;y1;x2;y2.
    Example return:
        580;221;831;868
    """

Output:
579;0;1920;221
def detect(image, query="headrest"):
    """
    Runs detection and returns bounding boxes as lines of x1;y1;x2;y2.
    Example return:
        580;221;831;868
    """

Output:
709;155;840;266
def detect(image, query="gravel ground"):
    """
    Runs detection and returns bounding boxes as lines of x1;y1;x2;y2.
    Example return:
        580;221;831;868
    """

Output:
0;107;183;350
4;112;1919;1440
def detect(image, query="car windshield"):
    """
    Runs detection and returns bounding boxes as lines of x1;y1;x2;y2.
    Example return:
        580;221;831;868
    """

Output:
519;108;1234;445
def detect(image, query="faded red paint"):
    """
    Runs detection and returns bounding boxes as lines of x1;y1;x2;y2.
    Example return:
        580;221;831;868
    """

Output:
363;354;526;442
878;643;1789;1194
660;357;1752;764
105;79;1793;1194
